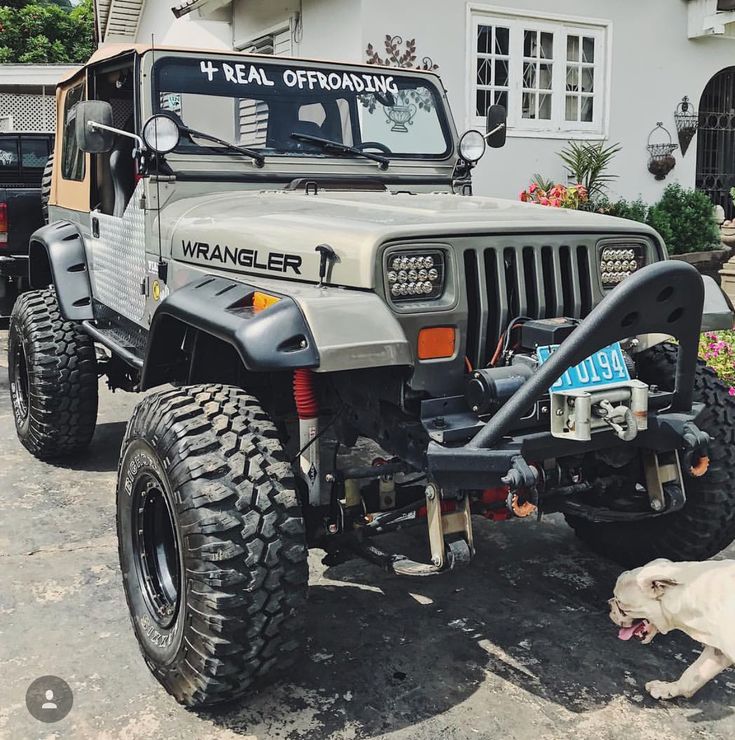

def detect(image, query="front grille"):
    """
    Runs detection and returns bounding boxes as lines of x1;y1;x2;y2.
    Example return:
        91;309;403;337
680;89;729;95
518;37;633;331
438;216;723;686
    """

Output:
463;241;596;367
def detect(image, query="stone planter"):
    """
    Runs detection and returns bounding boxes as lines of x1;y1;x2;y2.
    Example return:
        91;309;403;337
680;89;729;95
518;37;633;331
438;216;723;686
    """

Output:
721;225;735;249
671;247;731;286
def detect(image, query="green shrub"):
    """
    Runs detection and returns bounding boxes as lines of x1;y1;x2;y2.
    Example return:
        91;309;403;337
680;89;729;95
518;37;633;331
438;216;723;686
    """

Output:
645;184;719;255
599;197;648;223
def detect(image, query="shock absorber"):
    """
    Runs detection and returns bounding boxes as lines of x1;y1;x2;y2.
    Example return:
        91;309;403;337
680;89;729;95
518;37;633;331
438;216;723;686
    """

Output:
294;368;321;505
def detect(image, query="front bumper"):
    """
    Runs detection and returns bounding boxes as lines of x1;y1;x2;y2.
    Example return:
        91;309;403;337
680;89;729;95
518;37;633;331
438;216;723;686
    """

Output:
424;261;711;494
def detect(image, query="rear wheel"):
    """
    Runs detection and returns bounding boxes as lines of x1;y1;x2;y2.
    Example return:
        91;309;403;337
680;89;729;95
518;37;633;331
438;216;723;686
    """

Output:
567;342;735;567
8;289;98;459
117;384;308;707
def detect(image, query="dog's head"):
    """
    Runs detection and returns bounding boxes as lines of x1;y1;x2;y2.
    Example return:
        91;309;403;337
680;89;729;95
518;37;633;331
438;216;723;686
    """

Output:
609;558;680;643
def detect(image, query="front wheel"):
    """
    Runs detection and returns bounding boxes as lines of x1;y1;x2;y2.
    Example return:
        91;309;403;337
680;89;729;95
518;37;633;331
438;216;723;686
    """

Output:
117;384;309;707
567;343;735;567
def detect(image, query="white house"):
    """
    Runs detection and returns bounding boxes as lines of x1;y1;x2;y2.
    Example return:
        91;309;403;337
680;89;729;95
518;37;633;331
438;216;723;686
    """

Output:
95;0;735;214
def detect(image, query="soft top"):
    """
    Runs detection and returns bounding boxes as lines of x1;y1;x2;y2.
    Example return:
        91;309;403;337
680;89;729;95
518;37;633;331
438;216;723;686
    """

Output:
58;43;439;86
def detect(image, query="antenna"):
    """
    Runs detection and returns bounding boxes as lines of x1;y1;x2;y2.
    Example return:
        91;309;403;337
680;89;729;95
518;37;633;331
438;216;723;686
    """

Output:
151;34;166;281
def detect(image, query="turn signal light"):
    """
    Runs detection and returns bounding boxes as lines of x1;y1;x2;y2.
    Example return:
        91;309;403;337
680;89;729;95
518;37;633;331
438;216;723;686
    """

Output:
252;291;280;312
417;327;456;360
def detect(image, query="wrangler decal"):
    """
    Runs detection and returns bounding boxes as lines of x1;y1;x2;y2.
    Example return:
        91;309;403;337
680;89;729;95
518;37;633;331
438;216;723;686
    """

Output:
181;240;302;275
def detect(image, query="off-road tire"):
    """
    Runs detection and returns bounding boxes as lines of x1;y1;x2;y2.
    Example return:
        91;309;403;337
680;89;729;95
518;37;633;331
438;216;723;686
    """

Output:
117;384;309;707
8;289;98;459
567;342;735;567
41;153;53;224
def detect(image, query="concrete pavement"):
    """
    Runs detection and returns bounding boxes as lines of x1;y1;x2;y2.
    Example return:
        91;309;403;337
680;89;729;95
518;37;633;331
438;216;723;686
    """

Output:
1;326;734;739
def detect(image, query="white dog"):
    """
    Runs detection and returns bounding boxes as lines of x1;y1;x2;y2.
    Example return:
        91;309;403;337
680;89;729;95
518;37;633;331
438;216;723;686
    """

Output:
609;558;735;700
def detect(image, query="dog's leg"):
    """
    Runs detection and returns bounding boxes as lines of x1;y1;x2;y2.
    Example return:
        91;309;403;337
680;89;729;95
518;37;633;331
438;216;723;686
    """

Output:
646;646;732;700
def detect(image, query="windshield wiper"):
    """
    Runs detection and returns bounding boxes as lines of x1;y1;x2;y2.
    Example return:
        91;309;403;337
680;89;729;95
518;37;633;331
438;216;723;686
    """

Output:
184;126;265;167
290;132;389;170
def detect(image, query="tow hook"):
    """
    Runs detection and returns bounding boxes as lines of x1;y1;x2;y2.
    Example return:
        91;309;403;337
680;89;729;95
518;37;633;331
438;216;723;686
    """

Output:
681;422;711;478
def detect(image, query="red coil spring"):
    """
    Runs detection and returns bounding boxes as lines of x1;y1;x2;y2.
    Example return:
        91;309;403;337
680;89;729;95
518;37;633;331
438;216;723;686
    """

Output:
293;368;319;419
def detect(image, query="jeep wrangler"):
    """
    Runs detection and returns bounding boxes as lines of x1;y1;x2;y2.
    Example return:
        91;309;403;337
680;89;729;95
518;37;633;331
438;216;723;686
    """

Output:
7;44;735;707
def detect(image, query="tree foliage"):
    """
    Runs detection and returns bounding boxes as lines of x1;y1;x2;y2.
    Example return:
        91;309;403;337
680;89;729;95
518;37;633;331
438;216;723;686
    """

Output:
0;0;94;64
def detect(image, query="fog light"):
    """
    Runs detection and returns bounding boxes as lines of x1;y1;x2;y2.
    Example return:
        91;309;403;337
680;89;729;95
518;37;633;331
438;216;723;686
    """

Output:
385;249;445;302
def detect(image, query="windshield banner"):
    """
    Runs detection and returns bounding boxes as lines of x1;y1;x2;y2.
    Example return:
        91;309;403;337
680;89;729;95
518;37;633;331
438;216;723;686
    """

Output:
198;59;399;96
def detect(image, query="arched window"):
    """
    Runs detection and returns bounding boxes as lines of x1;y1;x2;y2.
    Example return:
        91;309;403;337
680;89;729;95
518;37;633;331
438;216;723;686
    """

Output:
696;67;735;218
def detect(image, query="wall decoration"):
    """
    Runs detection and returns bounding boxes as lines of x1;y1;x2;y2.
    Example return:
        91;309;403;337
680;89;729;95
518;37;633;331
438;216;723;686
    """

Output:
647;122;678;180
364;35;440;130
674;96;699;156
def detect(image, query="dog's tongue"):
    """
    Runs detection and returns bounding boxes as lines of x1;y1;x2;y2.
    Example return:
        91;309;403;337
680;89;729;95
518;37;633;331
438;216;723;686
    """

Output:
618;620;646;641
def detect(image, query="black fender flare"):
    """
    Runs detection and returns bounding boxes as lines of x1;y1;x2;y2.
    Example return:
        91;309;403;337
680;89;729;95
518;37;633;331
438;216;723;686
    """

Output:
141;275;319;390
28;221;93;321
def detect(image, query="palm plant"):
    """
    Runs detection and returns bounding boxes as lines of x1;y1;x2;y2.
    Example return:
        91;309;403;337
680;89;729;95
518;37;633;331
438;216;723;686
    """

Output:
559;141;622;201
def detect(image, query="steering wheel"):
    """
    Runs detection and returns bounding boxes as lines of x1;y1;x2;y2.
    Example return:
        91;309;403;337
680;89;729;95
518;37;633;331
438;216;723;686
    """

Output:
356;141;393;155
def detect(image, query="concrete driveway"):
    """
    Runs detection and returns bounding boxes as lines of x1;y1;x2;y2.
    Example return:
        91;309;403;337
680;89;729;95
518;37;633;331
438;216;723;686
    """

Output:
1;325;734;739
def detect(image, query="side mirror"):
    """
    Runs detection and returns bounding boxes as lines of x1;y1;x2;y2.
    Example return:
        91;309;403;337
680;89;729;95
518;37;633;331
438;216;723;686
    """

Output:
75;100;114;153
485;104;507;149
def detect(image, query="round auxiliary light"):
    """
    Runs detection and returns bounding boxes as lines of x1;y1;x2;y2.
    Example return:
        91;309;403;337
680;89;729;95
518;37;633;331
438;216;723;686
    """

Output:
459;129;487;163
392;257;402;270
142;114;180;154
398;270;408;283
388;271;398;283
425;256;434;268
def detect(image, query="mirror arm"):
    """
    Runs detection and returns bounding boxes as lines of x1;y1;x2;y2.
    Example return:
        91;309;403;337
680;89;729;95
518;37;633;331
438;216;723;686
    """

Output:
484;122;506;141
88;121;145;152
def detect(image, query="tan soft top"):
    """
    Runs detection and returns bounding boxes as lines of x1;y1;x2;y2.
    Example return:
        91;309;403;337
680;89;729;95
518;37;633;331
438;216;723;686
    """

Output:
59;43;438;86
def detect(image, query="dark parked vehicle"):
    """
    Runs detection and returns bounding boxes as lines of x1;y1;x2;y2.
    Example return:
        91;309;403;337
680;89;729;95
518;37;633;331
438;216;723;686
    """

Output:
0;133;53;316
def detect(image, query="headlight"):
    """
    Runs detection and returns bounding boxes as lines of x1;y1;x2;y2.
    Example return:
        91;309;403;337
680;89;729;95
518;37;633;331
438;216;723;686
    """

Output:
386;249;445;302
599;245;645;288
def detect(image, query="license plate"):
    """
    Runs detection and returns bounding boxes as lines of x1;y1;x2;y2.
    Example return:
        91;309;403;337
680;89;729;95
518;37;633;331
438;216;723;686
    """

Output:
537;342;630;393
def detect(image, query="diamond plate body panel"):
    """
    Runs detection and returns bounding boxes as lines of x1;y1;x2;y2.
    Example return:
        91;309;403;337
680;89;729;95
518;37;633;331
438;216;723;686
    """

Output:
88;181;147;325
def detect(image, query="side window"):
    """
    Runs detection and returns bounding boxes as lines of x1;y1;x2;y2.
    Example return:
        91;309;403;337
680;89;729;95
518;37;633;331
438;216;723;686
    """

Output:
0;136;19;172
62;83;85;181
20;137;49;169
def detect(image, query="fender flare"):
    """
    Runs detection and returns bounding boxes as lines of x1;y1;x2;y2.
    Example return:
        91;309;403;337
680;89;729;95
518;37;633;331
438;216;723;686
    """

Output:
28;221;93;321
141;275;319;390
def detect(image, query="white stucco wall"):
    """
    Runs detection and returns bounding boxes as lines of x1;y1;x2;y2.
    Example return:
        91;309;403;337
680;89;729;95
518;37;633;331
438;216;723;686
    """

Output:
137;2;232;50
139;0;735;206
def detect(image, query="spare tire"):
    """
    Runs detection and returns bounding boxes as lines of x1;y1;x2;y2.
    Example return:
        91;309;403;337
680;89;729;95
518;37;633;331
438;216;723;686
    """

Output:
41;152;53;224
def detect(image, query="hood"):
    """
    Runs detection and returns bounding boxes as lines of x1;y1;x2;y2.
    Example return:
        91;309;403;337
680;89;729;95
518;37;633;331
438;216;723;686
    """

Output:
165;190;659;288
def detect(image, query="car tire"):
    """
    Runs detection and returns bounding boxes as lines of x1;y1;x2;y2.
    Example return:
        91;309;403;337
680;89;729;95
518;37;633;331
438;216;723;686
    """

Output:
117;384;309;707
8;289;98;459
41;152;53;224
566;342;735;567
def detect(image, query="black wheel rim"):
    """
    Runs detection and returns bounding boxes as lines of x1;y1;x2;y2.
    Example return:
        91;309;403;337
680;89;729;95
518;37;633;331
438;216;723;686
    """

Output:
132;472;181;629
11;338;30;421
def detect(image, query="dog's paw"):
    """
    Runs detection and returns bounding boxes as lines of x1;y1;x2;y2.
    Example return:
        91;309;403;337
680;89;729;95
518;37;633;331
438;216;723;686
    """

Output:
646;680;681;700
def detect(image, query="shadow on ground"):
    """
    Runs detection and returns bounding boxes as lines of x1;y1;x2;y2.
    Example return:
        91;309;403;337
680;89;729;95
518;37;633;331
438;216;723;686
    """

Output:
199;522;735;739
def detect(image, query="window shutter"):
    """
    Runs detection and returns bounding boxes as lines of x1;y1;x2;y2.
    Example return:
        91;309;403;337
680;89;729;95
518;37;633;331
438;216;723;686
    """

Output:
238;26;293;146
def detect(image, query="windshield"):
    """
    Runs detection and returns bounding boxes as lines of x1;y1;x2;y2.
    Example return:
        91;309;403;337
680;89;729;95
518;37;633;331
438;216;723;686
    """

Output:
151;56;453;161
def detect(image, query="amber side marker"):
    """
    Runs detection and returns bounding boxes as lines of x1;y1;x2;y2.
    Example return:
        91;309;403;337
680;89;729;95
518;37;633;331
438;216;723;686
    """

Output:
252;291;280;312
417;327;456;360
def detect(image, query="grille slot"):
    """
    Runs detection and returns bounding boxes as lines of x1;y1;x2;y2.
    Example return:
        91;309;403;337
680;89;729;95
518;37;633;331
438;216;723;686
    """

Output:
463;241;595;367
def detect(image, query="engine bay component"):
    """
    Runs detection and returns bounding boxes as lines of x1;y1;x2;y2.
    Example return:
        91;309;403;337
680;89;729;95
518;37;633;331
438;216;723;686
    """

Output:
464;364;533;415
520;317;578;349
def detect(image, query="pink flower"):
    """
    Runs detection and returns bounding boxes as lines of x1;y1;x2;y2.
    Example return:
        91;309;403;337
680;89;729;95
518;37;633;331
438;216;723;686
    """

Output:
539;197;550;206
729;387;735;396
529;183;538;194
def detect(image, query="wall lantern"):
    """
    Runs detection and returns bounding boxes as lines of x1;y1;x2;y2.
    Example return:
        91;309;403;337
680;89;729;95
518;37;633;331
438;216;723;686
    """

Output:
674;96;699;156
647;122;678;180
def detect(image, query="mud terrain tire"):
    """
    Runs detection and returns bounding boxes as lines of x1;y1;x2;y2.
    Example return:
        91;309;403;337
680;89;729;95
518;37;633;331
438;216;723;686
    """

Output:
8;289;98;459
117;384;309;707
567;343;735;567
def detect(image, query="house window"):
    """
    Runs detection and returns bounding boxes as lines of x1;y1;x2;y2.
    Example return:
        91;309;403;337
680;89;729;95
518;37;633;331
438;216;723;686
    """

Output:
471;9;608;137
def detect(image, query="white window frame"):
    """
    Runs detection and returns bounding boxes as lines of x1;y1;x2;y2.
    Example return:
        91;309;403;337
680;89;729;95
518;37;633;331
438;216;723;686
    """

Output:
467;4;612;140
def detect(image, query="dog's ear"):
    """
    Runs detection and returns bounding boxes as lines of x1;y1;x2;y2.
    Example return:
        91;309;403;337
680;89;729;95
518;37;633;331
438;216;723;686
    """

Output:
636;560;679;599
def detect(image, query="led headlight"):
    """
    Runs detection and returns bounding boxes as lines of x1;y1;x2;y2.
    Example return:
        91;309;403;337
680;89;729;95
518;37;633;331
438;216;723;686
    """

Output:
599;245;645;288
386;249;445;302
